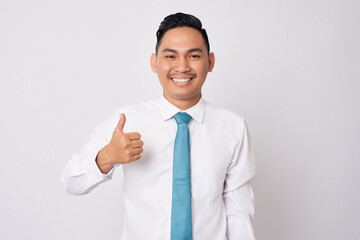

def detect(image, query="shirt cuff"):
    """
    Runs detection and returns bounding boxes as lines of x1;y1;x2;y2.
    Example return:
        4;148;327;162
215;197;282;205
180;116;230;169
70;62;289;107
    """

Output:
84;151;115;181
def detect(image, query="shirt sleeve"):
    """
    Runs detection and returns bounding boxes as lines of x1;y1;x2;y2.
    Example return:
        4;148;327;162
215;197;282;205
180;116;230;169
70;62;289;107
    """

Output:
61;111;120;195
223;119;256;240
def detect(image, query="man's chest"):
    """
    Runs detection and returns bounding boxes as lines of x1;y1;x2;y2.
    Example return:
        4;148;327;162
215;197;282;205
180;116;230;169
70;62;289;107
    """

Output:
122;117;233;199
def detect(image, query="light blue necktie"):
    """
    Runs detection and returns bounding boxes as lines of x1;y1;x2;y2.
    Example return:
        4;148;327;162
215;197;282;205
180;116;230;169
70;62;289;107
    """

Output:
171;112;193;240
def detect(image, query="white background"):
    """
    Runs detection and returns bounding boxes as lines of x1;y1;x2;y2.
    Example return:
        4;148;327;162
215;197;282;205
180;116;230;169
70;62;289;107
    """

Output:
1;0;359;239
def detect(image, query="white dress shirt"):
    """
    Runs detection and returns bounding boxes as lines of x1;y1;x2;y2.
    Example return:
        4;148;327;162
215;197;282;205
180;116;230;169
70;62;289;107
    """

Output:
61;96;256;240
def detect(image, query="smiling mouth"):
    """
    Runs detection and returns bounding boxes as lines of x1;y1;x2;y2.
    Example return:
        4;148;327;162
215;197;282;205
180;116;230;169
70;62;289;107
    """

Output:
171;78;194;83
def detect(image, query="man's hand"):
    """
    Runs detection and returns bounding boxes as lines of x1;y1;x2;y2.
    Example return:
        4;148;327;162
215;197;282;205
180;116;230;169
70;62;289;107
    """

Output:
96;113;143;174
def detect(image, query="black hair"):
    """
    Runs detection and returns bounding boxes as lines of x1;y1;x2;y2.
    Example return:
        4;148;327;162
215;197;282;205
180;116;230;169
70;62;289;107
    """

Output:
155;12;210;54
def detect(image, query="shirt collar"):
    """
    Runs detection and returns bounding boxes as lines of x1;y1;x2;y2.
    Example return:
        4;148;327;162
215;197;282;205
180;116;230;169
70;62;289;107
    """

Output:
158;95;206;124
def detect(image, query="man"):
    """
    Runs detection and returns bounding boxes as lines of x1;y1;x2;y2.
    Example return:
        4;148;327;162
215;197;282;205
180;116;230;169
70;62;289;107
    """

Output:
62;12;256;239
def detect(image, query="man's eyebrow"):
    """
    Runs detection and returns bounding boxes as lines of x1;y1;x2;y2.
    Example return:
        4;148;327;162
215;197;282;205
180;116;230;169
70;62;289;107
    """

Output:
188;48;203;53
161;48;204;54
162;48;177;53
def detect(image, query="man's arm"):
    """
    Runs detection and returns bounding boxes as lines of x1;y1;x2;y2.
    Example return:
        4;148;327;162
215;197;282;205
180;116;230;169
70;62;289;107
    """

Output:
61;113;119;195
223;119;256;239
61;111;143;195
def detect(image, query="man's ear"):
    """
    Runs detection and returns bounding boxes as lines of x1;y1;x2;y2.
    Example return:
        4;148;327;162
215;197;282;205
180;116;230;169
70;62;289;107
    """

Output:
150;53;157;73
208;52;215;72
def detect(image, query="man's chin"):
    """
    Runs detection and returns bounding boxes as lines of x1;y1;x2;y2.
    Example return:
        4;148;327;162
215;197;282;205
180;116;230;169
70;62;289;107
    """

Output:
164;92;202;103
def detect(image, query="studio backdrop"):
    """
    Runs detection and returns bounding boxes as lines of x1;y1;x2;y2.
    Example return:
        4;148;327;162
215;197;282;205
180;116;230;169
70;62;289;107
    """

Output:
0;0;359;239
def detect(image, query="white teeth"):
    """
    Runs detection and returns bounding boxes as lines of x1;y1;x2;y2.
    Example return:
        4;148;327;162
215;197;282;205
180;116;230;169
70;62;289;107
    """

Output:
171;78;192;82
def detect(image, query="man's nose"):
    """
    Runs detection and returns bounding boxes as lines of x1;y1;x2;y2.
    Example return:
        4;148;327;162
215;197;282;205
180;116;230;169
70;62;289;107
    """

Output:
175;57;191;72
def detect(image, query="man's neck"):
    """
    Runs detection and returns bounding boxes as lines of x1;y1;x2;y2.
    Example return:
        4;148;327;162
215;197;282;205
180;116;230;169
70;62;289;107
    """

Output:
163;94;202;111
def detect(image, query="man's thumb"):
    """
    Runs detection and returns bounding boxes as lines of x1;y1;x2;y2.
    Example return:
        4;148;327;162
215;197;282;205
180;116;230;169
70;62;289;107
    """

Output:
115;113;126;133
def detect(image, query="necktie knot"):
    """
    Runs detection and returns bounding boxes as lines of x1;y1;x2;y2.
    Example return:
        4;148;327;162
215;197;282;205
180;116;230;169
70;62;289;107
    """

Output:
174;112;192;125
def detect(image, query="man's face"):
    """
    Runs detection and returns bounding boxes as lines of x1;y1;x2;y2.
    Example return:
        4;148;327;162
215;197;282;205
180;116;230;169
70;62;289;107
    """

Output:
151;27;215;109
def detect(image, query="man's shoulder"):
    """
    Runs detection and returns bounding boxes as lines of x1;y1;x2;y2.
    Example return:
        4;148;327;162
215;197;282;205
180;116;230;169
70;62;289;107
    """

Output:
204;101;245;124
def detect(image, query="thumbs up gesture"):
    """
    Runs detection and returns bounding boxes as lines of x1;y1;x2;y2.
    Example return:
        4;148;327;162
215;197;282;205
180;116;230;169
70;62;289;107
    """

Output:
96;113;143;174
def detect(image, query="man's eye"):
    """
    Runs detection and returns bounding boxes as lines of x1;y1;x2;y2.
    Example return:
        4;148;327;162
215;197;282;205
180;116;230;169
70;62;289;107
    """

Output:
190;55;200;59
165;55;175;59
